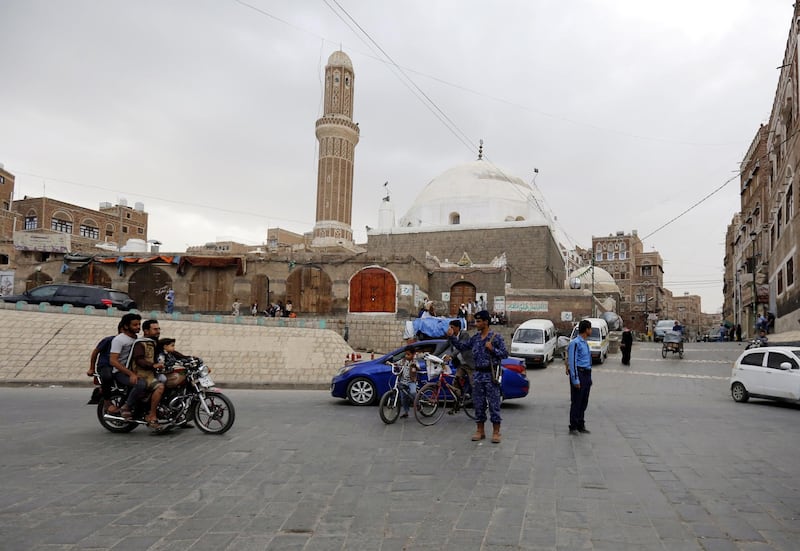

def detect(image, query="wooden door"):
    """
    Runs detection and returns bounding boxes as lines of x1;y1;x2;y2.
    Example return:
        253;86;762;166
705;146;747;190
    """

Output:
349;267;396;313
449;281;476;316
285;267;332;314
128;266;173;311
69;264;111;288
251;274;268;311
26;271;53;291
189;269;230;313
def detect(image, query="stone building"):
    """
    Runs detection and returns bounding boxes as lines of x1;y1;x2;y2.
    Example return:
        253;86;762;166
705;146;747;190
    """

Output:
671;293;702;338
725;4;800;335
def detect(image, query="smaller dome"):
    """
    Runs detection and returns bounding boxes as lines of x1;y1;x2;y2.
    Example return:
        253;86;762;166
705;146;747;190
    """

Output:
567;266;620;294
328;50;353;70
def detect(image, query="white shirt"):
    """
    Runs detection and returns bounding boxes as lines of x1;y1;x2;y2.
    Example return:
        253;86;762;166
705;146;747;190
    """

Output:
110;333;137;372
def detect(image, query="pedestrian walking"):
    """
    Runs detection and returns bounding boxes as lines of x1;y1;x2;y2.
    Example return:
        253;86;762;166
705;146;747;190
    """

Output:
164;288;175;314
232;298;241;317
567;319;593;434
447;310;508;443
620;327;633;366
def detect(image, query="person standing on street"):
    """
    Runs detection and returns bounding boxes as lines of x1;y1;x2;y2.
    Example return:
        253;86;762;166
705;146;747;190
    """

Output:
568;319;593;434
620;327;633;366
164;288;175;314
448;310;508;443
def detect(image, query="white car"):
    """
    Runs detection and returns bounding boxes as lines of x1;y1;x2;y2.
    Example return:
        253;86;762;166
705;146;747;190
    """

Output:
730;346;800;404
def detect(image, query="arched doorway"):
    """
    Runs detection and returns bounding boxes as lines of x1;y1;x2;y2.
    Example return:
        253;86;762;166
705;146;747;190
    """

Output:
189;268;235;313
129;265;173;311
26;271;53;291
69;265;111;288
286;266;332;314
349;267;397;313
449;281;476;316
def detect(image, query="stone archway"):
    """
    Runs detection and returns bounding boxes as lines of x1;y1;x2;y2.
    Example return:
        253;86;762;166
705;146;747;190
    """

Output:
69;264;112;288
26;271;53;291
285;266;332;314
251;274;269;312
449;281;476;316
349;267;397;313
128;265;173;312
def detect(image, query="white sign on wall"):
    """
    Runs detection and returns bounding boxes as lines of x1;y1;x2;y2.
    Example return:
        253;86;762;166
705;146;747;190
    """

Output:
13;231;70;252
441;292;450;302
0;271;14;296
493;296;505;313
561;311;573;322
507;300;549;313
400;284;413;296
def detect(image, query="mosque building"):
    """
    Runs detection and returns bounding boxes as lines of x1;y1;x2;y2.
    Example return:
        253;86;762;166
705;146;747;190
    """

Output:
3;49;609;332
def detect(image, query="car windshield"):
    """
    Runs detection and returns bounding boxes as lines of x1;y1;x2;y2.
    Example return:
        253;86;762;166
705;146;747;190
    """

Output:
515;329;544;344
588;328;601;341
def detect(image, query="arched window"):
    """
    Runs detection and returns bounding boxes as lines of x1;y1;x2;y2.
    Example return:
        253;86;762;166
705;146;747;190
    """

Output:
24;209;38;230
51;211;73;233
80;218;99;240
449;212;460;225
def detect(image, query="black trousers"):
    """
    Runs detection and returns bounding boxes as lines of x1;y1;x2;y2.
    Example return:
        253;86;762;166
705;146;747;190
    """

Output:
621;345;631;365
569;369;592;430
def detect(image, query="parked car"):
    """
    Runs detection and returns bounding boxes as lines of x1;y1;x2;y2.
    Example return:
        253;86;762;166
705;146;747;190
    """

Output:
653;320;677;342
2;283;137;310
510;319;558;367
730;346;800;404
330;339;530;406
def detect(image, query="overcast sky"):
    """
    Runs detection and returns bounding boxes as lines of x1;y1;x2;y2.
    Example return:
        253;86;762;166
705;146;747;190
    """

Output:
0;0;792;313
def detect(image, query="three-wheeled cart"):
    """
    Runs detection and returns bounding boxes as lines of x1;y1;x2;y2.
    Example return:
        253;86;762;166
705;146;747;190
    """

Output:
661;330;684;359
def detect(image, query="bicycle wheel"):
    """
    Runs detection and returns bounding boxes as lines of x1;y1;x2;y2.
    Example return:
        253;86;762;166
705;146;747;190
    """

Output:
379;389;401;424
414;383;446;426
461;388;476;420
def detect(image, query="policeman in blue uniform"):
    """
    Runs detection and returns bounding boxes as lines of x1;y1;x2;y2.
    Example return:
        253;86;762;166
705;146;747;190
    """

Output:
568;319;593;434
448;310;508;443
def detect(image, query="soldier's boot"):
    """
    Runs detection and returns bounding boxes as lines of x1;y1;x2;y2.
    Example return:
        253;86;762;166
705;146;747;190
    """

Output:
491;423;502;444
471;422;485;441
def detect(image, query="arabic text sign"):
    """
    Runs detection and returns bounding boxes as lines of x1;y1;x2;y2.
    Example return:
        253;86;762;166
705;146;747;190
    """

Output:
506;300;548;313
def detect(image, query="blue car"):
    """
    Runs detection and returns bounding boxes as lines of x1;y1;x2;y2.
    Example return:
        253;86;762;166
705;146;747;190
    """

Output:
330;339;530;406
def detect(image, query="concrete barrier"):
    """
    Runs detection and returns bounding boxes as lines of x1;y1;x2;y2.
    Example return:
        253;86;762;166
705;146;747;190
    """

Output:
0;308;354;389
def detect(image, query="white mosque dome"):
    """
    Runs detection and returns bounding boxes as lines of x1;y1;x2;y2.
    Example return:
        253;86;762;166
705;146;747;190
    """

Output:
398;160;550;228
567;266;621;294
328;50;353;69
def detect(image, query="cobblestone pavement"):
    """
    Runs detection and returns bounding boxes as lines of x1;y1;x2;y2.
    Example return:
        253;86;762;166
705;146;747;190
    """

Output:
2;342;800;550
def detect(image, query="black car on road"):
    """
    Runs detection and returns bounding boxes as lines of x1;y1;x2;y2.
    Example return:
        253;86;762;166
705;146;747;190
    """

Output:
2;283;137;310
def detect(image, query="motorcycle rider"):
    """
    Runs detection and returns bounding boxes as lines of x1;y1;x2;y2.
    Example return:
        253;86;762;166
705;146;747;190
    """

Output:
86;322;123;411
131;319;166;429
107;313;145;419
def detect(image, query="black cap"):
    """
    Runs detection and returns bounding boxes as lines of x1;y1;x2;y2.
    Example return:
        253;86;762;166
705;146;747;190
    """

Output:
475;310;491;321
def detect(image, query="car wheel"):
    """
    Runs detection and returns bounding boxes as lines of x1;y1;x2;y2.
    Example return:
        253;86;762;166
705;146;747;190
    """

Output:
346;377;376;406
731;382;749;403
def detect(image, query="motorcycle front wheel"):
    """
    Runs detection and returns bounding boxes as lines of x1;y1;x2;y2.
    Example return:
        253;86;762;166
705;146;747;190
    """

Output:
97;393;138;433
192;391;236;434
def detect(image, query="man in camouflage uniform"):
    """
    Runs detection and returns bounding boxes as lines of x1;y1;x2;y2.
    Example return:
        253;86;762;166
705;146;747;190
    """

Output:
448;310;508;443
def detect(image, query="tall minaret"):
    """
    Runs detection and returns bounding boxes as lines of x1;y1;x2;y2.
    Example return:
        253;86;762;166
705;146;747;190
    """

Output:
311;50;360;249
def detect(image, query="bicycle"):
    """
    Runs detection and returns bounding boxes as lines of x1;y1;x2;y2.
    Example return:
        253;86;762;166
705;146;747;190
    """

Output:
413;353;475;426
378;362;418;424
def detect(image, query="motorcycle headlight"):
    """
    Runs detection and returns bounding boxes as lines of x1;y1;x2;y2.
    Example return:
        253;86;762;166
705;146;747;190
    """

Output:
198;365;209;377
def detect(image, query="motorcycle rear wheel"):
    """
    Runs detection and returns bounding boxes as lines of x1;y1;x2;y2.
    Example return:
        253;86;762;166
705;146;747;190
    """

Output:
97;393;138;433
193;392;235;434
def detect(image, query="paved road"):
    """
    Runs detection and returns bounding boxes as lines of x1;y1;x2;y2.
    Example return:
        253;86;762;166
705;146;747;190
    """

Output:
2;342;800;550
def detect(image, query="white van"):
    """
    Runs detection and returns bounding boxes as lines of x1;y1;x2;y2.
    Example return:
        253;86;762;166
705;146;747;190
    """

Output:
570;318;610;364
511;319;557;367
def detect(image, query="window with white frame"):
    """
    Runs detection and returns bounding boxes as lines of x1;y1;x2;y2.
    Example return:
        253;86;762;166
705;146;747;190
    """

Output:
24;216;37;230
51;218;72;233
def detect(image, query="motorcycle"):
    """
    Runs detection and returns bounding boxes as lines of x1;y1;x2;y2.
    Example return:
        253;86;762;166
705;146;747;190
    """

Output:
745;338;768;350
88;357;236;434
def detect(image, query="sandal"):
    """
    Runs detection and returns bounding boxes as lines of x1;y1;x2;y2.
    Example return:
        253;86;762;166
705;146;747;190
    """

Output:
120;405;132;420
145;417;161;430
